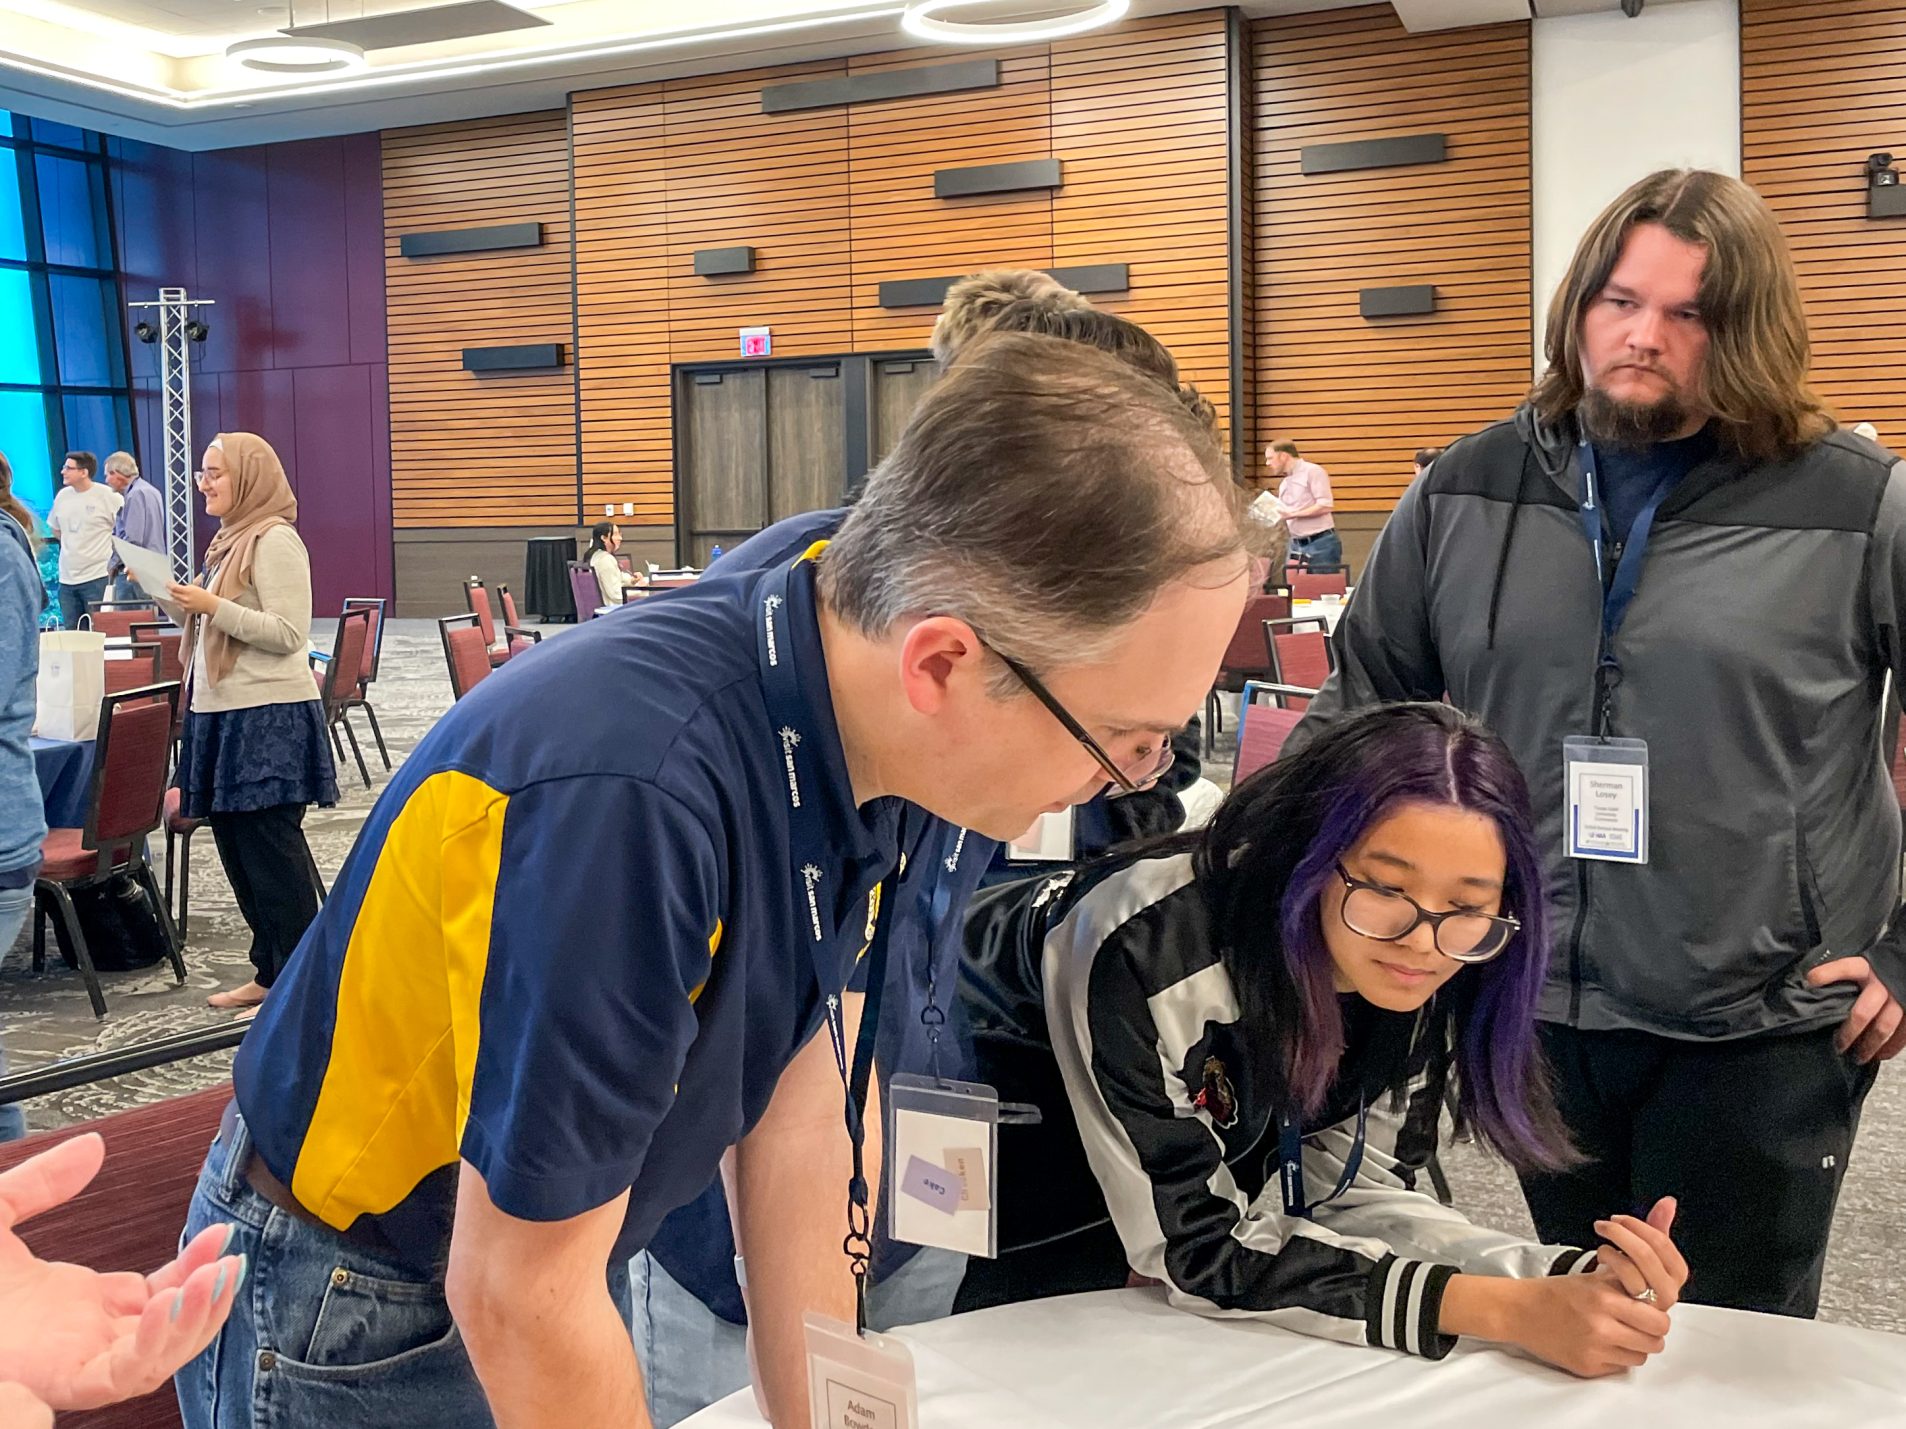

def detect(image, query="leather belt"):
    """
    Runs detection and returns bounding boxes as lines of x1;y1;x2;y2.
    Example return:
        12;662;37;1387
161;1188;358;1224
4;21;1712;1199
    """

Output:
219;1099;396;1255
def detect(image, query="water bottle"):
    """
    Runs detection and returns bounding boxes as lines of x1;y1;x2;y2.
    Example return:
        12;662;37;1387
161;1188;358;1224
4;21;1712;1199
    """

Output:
709;544;724;562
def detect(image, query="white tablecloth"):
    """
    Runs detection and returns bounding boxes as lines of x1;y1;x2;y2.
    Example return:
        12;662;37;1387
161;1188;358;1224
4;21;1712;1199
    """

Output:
1292;597;1345;634
681;1288;1906;1428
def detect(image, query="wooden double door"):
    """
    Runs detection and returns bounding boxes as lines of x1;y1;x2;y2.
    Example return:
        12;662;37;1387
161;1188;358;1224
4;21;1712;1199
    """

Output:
674;352;940;565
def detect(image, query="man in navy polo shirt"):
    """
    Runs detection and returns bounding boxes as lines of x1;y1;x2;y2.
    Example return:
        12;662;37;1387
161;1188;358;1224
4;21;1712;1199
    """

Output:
176;331;1249;1429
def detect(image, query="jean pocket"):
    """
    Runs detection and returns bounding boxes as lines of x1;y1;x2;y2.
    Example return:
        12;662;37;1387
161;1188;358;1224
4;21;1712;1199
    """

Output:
291;1267;457;1375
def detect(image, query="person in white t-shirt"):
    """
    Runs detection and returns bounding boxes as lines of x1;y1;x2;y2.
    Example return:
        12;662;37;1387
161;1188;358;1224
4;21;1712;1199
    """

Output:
45;451;123;629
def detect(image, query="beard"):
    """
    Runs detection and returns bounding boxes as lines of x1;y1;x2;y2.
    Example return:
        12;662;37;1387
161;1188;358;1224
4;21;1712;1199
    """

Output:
1579;380;1696;449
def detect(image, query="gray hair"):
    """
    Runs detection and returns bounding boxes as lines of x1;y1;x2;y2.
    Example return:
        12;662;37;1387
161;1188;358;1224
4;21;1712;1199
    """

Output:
821;331;1245;687
104;450;138;478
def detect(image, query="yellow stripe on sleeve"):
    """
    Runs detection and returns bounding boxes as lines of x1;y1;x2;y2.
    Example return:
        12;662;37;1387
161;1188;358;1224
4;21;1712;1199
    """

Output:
291;770;508;1228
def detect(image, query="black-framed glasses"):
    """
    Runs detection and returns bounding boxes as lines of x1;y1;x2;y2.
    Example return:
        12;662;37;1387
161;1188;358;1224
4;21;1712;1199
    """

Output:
988;648;1174;796
1334;863;1519;964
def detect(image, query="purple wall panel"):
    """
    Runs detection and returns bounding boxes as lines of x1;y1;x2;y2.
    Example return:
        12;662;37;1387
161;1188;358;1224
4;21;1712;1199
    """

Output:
266;141;351;372
341;133;388;370
293;365;381;613
111;132;392;602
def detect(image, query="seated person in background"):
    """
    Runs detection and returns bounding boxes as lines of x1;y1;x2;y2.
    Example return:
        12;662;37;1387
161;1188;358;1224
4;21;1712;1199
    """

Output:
958;703;1688;1379
587;520;648;606
1414;446;1445;481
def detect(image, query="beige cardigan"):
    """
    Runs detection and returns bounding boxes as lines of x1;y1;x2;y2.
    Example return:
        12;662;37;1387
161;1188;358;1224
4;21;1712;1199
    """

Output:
165;525;321;714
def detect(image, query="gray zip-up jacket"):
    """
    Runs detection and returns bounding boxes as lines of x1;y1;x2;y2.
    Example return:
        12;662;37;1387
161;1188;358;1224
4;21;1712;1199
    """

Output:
1294;406;1906;1039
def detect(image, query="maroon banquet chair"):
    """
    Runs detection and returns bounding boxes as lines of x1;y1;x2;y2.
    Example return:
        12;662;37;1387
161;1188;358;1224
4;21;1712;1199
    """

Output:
340;596;391;772
440;613;493;700
103;642;160;696
498;584;543;658
83;599;158;638
317;607;375;788
1233;682;1312;784
33;682;185;1018
1262;616;1336;711
1202;594;1288;756
569;561;605;621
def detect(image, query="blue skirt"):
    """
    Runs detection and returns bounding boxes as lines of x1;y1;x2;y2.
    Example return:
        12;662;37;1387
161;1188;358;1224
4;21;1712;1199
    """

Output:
176;700;339;819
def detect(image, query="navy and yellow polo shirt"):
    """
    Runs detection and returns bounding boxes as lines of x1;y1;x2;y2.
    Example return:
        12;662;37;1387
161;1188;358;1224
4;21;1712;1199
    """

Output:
234;520;948;1273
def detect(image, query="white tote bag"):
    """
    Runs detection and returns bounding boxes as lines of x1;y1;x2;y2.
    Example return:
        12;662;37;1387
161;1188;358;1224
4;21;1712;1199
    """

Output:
37;630;107;741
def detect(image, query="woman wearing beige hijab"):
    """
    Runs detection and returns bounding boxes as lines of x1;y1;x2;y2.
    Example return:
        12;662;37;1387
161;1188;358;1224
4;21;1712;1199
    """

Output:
164;433;335;1011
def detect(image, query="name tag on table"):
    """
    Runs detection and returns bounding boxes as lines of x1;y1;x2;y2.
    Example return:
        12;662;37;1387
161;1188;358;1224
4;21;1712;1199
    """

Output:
1564;736;1649;864
805;1312;918;1429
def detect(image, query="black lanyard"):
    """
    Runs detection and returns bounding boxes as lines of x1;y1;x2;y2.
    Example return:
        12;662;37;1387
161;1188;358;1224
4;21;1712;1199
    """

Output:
1276;1100;1367;1219
755;553;898;1333
1575;440;1679;733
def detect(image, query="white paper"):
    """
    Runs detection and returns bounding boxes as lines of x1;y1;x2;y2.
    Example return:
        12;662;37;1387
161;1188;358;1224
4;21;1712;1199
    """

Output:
1006;808;1075;864
1568;760;1647;862
112;537;174;601
889;1107;993;1255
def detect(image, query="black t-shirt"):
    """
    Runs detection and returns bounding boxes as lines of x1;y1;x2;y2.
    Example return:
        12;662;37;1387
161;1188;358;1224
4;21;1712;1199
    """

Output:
1593;426;1714;545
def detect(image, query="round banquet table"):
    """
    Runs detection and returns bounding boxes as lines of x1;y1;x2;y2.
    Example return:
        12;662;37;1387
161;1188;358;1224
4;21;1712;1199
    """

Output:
679;1288;1906;1429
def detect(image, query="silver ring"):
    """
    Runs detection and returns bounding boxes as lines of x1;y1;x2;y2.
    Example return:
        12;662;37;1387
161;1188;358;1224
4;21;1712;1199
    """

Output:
1633;1288;1659;1304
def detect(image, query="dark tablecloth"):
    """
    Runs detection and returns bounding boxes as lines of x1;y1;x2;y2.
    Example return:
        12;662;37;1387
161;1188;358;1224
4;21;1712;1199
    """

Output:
31;735;94;828
525;535;579;622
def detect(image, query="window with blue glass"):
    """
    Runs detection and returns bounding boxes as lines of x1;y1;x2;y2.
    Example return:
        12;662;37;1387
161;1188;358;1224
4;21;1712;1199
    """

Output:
0;113;134;528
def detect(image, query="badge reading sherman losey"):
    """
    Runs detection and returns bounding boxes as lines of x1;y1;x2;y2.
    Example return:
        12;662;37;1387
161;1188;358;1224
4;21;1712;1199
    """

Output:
1563;736;1650;864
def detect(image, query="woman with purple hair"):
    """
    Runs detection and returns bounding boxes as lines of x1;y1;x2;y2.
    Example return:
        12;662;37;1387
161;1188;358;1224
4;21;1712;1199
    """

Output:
954;702;1688;1378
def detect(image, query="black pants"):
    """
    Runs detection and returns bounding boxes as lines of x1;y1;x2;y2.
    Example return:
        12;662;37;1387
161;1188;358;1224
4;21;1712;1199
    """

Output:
207;804;320;989
1518;1022;1877;1317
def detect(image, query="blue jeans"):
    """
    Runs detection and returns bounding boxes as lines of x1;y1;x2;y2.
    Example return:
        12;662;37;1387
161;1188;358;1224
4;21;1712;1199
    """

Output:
628;1246;967;1428
114;576;149;603
175;1111;632;1429
58;576;110;629
0;884;29;1142
1289;530;1343;571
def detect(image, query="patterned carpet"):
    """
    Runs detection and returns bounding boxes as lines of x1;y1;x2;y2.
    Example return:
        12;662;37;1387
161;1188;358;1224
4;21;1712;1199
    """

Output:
3;636;1899;1333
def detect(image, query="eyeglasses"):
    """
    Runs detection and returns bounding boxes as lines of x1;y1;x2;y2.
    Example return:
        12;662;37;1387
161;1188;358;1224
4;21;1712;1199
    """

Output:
1334;863;1519;964
987;648;1174;796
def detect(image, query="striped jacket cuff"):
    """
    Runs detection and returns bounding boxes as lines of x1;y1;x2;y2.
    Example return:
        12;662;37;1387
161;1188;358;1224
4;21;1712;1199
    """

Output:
1548;1248;1599;1276
1366;1255;1459;1360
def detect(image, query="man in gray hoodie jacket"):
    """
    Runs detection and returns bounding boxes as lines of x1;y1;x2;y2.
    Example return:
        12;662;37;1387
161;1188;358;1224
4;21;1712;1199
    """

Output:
1293;169;1905;1318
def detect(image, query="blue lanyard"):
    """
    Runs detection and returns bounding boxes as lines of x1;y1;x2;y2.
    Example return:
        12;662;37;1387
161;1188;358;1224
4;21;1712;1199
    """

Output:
754;553;898;1332
1575;439;1678;660
1277;1099;1368;1219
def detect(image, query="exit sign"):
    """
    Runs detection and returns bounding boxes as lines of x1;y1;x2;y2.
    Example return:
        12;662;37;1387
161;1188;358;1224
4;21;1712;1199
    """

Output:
740;326;772;358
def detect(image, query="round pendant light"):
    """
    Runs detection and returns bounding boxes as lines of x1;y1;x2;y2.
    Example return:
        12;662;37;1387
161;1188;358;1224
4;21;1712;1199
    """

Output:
226;36;368;74
899;0;1129;44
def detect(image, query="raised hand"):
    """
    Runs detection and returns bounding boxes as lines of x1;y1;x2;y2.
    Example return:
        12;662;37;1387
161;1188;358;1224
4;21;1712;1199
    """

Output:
0;1133;245;1410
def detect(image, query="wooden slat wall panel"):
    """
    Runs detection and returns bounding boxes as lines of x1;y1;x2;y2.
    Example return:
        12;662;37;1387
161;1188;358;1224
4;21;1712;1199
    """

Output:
1252;5;1531;511
1742;0;1898;435
1054;12;1234;435
847;45;1056;352
383;112;576;528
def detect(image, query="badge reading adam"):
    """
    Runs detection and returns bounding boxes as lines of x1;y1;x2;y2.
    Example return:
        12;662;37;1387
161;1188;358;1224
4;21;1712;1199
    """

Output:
1564;736;1649;864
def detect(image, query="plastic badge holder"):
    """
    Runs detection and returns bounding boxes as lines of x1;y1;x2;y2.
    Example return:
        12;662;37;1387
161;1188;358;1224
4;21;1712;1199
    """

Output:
887;1073;1008;1260
805;1311;919;1429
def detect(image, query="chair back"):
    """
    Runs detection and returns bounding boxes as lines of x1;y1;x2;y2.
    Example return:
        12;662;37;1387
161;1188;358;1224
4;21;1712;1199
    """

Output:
0;1084;232;1429
103;643;161;696
1289;567;1350;599
85;682;180;853
319;608;373;716
464;579;499;647
341;597;386;690
1263;616;1334;708
499;585;523;629
84;600;158;638
568;562;602;620
1235;682;1311;784
1218;594;1288;679
439;614;491;699
128;622;185;682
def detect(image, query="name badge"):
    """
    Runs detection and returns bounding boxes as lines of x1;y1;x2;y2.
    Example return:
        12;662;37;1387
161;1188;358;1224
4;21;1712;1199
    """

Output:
805;1312;918;1429
887;1074;999;1258
1564;736;1649;864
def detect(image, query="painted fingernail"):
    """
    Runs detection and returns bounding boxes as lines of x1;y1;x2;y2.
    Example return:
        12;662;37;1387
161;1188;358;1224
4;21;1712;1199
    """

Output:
171;1290;185;1323
212;1266;229;1302
218;1224;237;1256
235;1253;249;1294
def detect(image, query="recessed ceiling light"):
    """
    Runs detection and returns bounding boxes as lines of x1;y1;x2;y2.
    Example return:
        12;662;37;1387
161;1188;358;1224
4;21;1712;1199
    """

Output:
225;36;368;74
899;0;1128;44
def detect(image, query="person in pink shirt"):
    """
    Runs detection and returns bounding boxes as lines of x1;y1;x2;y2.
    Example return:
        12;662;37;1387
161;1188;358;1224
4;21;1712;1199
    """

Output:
1266;438;1341;571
